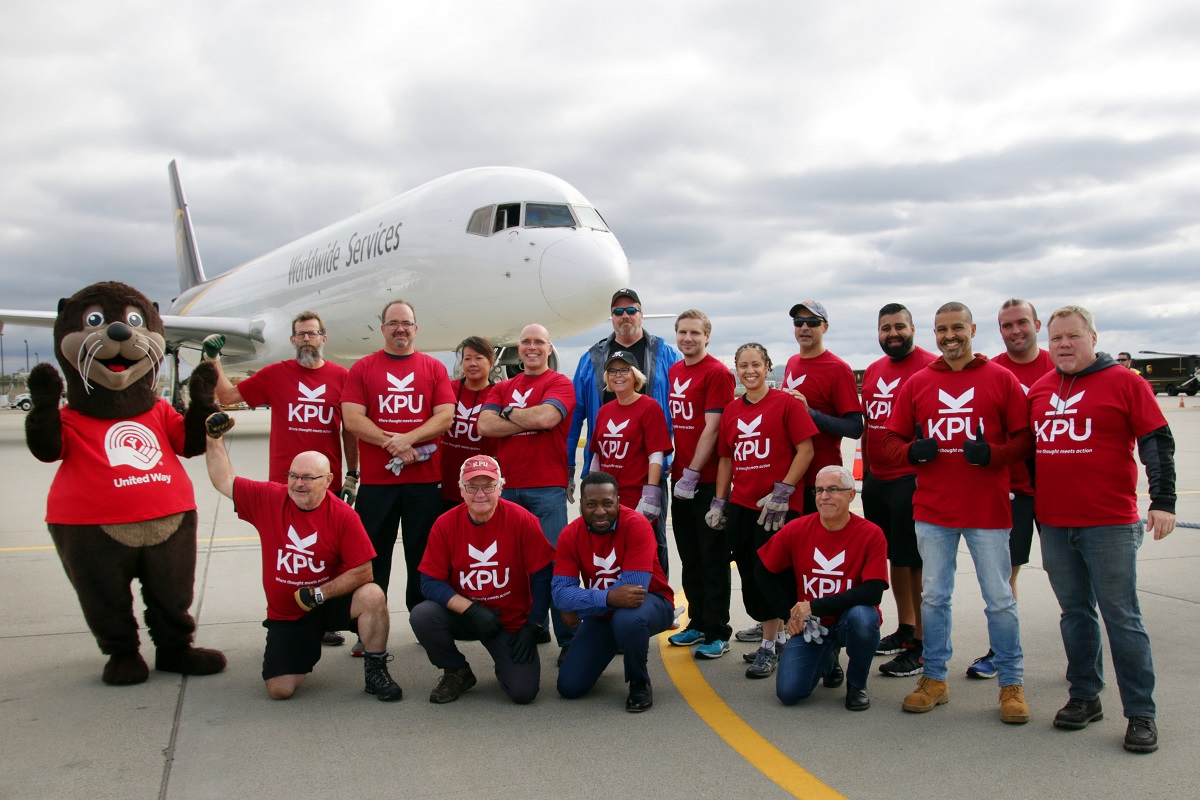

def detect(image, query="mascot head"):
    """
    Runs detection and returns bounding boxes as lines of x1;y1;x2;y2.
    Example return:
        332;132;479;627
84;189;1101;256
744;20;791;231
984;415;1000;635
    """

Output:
53;281;167;418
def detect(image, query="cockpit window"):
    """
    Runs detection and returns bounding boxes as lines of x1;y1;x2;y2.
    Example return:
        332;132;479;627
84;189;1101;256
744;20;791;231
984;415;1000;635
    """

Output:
571;205;610;232
495;203;521;232
467;206;494;236
524;203;576;228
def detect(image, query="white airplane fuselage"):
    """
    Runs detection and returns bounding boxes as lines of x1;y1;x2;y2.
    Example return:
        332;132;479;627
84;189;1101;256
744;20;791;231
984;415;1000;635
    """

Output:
169;166;629;371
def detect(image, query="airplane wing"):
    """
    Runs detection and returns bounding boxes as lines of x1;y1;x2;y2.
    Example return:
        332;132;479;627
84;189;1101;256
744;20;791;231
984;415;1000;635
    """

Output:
1;308;263;357
0;309;57;330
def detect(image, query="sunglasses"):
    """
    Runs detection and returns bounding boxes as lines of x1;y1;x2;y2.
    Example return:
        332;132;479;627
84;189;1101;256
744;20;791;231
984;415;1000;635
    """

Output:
611;307;640;316
793;317;824;328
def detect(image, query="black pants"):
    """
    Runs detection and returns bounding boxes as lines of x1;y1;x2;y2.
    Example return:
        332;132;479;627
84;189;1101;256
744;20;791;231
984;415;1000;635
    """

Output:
671;482;732;641
355;482;443;611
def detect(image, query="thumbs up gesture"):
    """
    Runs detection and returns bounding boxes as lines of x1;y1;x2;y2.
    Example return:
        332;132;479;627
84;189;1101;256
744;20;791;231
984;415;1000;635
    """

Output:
907;423;939;465
962;423;991;466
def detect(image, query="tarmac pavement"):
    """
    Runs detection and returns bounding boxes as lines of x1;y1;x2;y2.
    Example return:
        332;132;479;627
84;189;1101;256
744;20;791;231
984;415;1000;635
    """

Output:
1;399;1197;800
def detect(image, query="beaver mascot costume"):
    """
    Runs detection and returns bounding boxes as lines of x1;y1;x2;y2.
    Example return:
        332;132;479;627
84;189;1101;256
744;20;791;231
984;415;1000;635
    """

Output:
25;281;227;685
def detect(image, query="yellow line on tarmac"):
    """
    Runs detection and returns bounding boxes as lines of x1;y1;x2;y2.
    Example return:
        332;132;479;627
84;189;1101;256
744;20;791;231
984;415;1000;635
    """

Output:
0;536;259;553
658;600;848;800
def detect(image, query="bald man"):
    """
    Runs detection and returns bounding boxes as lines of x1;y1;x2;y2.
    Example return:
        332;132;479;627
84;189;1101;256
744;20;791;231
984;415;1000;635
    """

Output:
205;418;401;702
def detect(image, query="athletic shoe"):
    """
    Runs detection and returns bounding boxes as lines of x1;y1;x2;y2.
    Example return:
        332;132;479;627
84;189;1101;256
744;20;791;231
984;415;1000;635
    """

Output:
1124;716;1158;753
322;631;346;646
876;629;912;656
363;653;403;701
966;649;998;679
745;647;779;679
695;639;730;659
668;628;706;647
430;666;477;704
879;643;924;677
735;622;764;642
351;639;365;658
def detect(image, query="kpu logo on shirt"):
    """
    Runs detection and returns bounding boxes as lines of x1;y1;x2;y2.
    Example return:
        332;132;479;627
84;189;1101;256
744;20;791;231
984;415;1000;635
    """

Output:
670;377;694;421
598;418;630;460
452;401;484;442
784;373;806;390
734;414;769;460
802;547;853;597
588;549;621;590
460;541;510;591
378;371;423;414
927;388;982;440
864;377;901;420
105;421;164;471
277;526;327;575
1034;391;1091;442
289;382;335;425
509;388;532;409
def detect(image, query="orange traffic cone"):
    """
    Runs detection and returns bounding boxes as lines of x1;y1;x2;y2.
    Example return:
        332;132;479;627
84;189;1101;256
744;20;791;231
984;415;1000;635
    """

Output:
852;442;863;480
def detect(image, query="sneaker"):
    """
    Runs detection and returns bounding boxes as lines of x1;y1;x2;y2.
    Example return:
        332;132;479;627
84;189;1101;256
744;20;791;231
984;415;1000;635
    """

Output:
735;622;764;642
1124;716;1158;753
876;629;912;656
695;639;730;659
823;652;845;689
668;628;706;647
999;684;1029;724
363;654;403;701
322;631;346;646
1053;697;1103;730
745;647;779;679
902;676;948;713
966;649;997;679
351;639;365;658
879;643;924;677
430;666;477;704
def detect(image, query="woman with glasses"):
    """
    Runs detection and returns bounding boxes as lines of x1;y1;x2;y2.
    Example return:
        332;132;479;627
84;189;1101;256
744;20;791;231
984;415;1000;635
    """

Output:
706;343;818;678
440;337;498;511
587;351;673;527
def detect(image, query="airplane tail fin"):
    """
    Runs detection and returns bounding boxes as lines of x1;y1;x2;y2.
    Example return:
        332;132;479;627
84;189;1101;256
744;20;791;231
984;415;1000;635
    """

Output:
169;160;207;292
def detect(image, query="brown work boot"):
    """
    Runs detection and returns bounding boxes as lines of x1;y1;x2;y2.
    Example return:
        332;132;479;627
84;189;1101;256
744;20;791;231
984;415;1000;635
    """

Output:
430;666;477;704
999;684;1030;724
901;676;948;713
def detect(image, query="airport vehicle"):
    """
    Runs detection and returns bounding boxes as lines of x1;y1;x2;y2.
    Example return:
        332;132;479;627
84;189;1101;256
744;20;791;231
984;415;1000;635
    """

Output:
8;393;31;411
0;161;630;385
1135;351;1200;396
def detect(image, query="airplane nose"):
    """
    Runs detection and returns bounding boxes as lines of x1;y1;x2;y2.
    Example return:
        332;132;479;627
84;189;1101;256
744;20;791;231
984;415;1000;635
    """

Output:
540;233;630;324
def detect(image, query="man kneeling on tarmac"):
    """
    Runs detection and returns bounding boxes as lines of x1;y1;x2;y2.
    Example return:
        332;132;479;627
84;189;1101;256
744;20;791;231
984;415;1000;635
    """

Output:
757;465;889;710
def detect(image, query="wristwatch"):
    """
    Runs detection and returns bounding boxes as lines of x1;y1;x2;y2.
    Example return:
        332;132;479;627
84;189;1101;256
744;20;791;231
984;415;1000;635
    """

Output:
500;405;515;421
346;470;359;478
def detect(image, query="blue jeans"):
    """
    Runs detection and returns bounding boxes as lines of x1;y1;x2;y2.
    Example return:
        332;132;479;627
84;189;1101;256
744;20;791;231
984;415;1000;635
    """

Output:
776;605;880;705
1040;523;1155;718
557;593;673;697
915;522;1023;685
502;486;571;646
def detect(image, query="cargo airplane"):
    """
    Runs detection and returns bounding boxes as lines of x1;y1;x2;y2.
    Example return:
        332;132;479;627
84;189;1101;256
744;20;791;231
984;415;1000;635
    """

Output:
1;161;631;381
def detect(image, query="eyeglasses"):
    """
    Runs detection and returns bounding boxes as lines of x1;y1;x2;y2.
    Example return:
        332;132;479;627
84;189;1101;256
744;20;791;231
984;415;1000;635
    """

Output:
606;367;632;376
793;317;824;328
814;485;852;495
462;483;498;495
292;330;324;339
611;307;640;316
286;472;329;483
383;321;416;330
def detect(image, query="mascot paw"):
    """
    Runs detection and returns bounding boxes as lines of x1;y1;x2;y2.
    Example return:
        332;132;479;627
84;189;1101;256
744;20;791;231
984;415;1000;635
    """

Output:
155;645;227;676
205;412;235;439
103;651;150;685
188;360;218;399
28;363;65;409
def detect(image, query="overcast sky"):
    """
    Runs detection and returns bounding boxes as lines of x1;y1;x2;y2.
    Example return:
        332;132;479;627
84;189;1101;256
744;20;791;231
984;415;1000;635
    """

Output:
2;1;1198;380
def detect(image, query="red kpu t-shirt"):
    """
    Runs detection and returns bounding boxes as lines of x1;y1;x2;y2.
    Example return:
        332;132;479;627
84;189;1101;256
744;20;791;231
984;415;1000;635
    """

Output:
781;350;861;486
860;347;938;481
418;500;556;632
668;355;735;483
439;380;498;502
236;359;350;492
590;395;673;509
341;350;454;485
758;513;889;627
47;401;196;525
554;508;673;607
718;390;819;511
992;349;1054;495
1029;364;1168;527
234;478;376;621
483;370;576;489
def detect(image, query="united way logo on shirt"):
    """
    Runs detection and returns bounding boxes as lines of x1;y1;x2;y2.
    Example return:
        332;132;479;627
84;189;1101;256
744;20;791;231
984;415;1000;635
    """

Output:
598;418;630;460
588;549;621;590
1034;391;1091;442
734;414;769;460
289;382;334;425
864;377;901;420
802;547;853;597
459;541;510;591
277;526;327;575
105;421;163;470
378;371;423;414
927;388;981;440
670;377;693;421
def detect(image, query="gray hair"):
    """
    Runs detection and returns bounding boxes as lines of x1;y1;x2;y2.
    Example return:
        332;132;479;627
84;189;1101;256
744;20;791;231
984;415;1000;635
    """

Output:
816;465;855;489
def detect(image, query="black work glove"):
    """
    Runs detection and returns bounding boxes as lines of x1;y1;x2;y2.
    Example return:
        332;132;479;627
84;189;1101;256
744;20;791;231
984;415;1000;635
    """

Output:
907;423;939;465
462;601;503;642
509;621;541;665
962;423;991;466
205;412;235;439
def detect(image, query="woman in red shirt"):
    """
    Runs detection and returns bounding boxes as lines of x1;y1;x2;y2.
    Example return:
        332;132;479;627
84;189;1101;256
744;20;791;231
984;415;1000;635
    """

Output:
440;336;498;510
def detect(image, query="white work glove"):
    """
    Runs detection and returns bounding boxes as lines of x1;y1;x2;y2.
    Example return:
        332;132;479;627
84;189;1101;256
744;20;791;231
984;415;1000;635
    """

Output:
566;471;577;504
673;468;702;500
704;497;728;530
756;481;796;532
384;444;438;476
635;485;663;522
802;615;828;644
338;473;359;505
